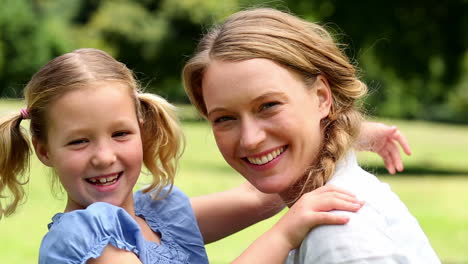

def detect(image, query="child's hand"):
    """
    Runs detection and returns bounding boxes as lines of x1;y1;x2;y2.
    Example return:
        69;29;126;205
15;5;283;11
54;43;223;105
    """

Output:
272;185;364;250
357;121;412;174
233;185;363;263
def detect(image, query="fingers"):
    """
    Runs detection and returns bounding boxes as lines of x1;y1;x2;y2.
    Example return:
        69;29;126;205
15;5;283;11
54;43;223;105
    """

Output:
391;128;412;155
379;146;396;174
383;139;403;174
319;193;364;212
312;184;356;198
387;140;404;172
299;189;364;212
332;192;364;205
312;212;351;225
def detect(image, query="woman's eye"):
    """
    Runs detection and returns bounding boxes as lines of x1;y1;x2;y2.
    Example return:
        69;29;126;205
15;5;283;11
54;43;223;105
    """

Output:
214;116;235;124
260;101;280;111
67;139;88;146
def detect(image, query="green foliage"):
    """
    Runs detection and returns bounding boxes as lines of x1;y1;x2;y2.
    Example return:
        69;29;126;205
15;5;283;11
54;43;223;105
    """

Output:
0;0;51;97
0;0;467;122
290;0;468;122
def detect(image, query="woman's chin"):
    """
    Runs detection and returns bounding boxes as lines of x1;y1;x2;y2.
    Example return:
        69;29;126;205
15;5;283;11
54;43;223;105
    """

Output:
252;181;290;194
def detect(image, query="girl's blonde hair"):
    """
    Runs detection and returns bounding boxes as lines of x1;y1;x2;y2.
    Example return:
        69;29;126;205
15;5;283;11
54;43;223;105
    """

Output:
183;8;367;203
0;48;183;218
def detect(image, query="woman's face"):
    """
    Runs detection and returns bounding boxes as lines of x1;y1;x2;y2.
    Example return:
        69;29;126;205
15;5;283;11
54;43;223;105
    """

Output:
202;58;331;198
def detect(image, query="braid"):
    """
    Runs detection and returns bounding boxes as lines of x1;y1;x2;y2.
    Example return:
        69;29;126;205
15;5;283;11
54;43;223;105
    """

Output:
286;102;363;206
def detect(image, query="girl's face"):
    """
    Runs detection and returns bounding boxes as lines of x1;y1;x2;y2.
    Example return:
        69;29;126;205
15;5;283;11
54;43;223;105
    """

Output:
33;82;143;213
202;59;331;199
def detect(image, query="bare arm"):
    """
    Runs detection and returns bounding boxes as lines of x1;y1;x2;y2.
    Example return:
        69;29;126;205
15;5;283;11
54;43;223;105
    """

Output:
232;185;364;263
87;245;142;264
190;181;285;244
357;121;412;174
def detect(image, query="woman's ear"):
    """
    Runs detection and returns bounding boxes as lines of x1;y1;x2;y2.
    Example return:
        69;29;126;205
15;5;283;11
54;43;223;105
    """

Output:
314;75;332;119
32;137;52;167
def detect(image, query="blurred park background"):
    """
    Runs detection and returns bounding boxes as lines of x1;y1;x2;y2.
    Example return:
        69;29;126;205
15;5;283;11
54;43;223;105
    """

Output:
0;0;467;263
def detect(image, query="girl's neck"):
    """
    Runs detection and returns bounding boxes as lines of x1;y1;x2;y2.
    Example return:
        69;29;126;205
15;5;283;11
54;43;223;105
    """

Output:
63;196;137;217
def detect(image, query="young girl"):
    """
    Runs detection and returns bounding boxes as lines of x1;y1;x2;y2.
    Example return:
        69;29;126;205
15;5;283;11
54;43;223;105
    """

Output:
183;8;441;263
0;48;364;263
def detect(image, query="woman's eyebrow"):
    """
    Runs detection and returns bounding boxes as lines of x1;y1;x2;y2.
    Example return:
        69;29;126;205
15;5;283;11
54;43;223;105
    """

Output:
251;92;287;104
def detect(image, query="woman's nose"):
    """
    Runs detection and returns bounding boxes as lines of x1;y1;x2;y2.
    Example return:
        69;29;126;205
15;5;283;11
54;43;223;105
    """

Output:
239;118;266;150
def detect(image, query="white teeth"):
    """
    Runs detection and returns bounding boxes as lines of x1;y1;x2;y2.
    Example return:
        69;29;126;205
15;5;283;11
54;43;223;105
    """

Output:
246;147;285;165
267;153;273;161
87;174;120;185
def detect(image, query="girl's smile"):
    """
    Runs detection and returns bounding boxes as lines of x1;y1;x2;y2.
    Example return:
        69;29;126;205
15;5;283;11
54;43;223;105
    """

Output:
34;81;144;213
85;171;123;191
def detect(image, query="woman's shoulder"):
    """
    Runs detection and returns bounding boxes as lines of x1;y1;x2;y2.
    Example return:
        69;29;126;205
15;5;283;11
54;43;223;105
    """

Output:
289;216;408;264
39;202;143;264
291;189;440;263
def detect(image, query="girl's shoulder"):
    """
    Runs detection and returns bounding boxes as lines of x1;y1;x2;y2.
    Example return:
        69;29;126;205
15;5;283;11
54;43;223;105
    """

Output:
39;202;144;264
133;185;192;220
134;185;208;263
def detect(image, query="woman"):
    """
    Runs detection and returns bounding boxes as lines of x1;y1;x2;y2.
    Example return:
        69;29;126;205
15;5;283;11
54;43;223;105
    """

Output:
183;8;440;263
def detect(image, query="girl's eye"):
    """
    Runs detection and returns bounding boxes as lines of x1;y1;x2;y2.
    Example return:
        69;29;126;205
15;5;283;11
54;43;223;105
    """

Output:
113;131;130;138
260;101;280;111
214;116;235;124
67;139;88;146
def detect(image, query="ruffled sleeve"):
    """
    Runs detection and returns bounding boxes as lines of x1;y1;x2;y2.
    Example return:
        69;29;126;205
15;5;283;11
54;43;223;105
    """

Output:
39;202;145;264
134;186;208;264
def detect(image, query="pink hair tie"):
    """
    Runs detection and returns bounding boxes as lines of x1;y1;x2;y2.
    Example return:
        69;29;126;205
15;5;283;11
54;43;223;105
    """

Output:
20;108;30;119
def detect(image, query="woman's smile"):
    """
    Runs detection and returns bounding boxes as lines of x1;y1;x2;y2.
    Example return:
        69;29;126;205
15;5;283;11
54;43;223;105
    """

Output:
202;58;329;195
242;146;287;166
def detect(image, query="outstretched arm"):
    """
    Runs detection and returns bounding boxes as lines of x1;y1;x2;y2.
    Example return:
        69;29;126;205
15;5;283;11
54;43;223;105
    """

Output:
232;185;364;263
190;182;285;244
356;121;412;174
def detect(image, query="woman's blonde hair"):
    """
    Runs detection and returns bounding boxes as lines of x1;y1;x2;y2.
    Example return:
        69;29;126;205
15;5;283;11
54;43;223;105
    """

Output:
183;8;367;203
0;48;183;218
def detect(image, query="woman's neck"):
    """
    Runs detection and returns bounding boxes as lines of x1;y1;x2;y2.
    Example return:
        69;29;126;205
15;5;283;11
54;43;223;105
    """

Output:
279;173;316;207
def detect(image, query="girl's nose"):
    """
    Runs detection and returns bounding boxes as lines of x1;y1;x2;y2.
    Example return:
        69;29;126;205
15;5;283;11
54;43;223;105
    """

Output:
239;117;266;150
91;144;116;168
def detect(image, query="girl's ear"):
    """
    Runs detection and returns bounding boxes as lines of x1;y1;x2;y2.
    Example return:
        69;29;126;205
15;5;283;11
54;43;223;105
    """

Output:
314;75;332;119
32;137;52;167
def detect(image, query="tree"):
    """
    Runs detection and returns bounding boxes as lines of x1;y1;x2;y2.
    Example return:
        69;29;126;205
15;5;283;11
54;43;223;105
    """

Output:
283;0;468;121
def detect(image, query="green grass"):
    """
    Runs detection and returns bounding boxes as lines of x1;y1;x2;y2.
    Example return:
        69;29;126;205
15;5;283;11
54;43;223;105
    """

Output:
1;100;468;263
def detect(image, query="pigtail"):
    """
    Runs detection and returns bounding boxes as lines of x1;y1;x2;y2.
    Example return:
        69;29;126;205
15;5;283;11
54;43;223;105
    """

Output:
137;93;184;199
0;113;31;219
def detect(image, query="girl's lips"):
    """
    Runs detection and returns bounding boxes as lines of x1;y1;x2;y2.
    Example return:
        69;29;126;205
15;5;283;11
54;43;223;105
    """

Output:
86;172;123;192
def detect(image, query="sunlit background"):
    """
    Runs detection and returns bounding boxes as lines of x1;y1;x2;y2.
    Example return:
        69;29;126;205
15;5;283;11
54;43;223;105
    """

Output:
0;0;467;263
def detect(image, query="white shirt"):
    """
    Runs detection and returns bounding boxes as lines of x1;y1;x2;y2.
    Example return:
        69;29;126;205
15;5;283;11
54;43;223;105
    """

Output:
285;152;441;264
